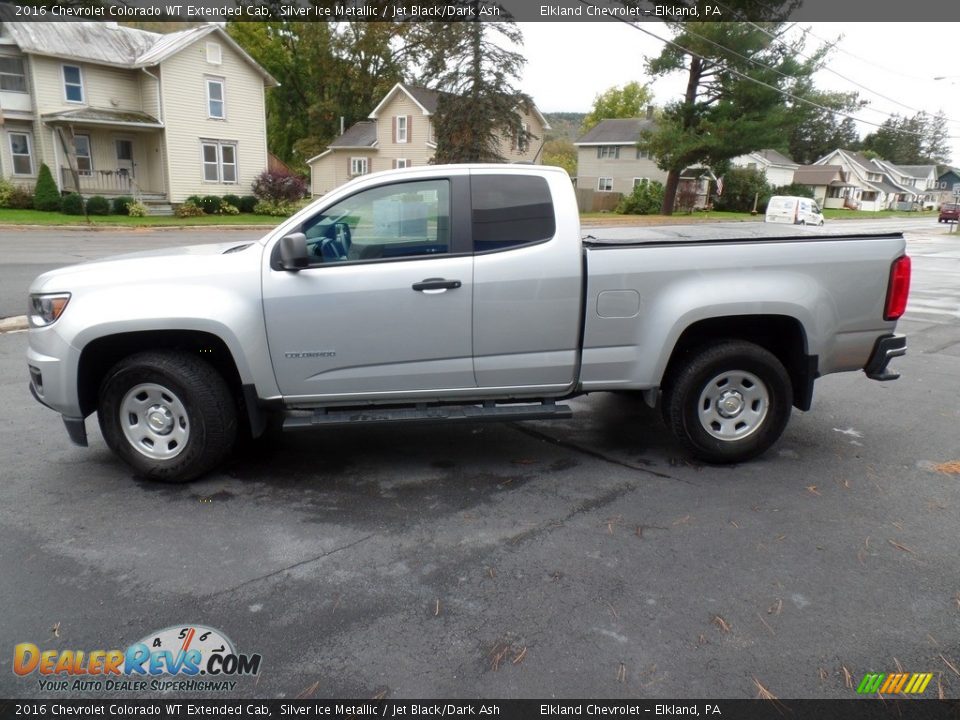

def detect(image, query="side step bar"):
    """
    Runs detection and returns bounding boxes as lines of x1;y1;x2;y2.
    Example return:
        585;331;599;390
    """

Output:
283;400;572;430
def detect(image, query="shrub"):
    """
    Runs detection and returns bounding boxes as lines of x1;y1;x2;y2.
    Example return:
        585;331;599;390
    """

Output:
112;196;135;215
199;195;223;214
252;170;307;203
185;195;203;206
222;194;241;209
86;195;110;216
175;201;205;218
34;163;61;211
220;203;240;215
253;199;294;217
714;167;771;213
0;179;14;208
6;185;34;209
127;201;149;217
616;179;665;215
238;195;258;213
771;183;815;200
60;193;85;215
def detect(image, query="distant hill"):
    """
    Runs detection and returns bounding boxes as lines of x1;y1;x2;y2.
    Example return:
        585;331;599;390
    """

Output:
544;113;587;143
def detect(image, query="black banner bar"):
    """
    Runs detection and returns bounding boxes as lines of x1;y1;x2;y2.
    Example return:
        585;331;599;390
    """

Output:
2;700;960;720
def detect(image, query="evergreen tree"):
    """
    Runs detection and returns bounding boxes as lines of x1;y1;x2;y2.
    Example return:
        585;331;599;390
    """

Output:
421;5;532;163
34;163;61;212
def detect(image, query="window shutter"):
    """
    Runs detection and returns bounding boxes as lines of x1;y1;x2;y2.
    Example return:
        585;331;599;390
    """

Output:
348;157;352;175
407;115;412;142
392;116;397;144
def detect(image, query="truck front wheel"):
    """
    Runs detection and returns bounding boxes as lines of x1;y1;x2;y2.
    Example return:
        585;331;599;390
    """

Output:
98;351;237;482
663;341;792;464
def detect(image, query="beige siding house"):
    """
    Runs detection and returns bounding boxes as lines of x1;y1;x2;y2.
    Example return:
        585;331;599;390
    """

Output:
308;83;550;196
0;22;275;209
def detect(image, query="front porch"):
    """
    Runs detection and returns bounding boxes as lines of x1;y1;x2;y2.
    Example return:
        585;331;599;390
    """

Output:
59;167;166;201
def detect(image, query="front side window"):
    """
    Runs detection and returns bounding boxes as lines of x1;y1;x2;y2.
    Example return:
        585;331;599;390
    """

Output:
8;131;33;175
598;177;613;192
0;56;26;92
597;146;620;159
63;65;83;103
207;78;225;119
302;179;450;264
201;140;237;183
74;134;92;175
472;174;555;252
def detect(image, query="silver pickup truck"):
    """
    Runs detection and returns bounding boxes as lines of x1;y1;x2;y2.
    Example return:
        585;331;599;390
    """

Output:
27;165;910;482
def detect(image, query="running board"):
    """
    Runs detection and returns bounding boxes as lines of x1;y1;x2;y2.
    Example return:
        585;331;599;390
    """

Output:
283;400;572;430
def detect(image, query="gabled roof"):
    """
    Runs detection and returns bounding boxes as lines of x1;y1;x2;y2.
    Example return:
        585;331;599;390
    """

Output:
369;82;550;130
576;118;656;145
2;21;277;86
794;164;845;185
329;121;378;148
890;164;937;179
754;148;798;167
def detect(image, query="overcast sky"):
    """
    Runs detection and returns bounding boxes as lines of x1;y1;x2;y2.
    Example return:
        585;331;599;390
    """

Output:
514;22;960;165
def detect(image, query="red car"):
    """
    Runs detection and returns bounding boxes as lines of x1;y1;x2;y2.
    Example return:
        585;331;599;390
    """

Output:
939;203;960;223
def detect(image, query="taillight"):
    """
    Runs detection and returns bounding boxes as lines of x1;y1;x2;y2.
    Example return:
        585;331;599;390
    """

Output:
884;255;911;320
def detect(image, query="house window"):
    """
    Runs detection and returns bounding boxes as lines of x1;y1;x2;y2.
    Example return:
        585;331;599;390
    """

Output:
206;78;225;119
63;65;84;103
0;56;26;92
635;148;651;160
74;134;92;175
395;159;409;169
396;116;408;144
201;140;238;183
598;177;613;192
632;177;649;189
516;122;529;153
597;146;620;159
206;42;222;65
350;157;369;176
8;131;33;175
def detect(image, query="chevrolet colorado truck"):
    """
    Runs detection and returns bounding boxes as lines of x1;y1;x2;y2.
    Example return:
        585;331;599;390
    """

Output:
27;165;911;482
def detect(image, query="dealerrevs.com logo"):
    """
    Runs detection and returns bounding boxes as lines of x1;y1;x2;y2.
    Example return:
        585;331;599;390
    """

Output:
13;624;262;693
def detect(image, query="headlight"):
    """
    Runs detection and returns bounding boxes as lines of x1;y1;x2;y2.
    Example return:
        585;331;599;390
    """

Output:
29;293;71;327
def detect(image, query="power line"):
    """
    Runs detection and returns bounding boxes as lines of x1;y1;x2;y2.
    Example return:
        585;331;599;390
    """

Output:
576;4;959;141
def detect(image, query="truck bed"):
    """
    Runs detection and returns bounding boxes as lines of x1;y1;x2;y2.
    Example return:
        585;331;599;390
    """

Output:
582;222;903;246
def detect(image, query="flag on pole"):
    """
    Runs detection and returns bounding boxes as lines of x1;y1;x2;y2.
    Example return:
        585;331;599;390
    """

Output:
716;176;724;197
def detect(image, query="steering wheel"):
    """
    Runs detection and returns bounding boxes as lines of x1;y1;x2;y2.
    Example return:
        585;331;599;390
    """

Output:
319;237;347;262
335;222;351;255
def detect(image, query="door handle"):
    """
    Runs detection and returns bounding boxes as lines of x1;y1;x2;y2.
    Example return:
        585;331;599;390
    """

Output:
412;278;462;292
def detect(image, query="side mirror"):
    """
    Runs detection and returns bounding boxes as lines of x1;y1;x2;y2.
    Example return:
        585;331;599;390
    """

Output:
279;232;308;271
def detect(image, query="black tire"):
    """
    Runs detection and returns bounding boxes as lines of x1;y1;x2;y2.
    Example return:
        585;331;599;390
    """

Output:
98;350;237;482
663;341;792;464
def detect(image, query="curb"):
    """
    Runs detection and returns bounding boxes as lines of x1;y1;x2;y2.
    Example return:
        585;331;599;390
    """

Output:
0;315;28;333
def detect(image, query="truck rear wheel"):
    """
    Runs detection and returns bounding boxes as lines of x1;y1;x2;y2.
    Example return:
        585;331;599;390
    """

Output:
98;351;237;482
663;341;792;464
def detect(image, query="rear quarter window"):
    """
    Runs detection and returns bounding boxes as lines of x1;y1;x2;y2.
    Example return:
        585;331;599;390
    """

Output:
471;174;556;252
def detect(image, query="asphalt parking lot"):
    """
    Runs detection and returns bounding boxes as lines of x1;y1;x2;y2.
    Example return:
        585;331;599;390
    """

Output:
1;222;959;700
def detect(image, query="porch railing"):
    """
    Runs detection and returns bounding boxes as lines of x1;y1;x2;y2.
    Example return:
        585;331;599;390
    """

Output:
60;167;135;195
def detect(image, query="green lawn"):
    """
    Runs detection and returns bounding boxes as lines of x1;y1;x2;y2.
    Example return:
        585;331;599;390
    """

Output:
822;208;937;220
580;210;759;225
0;209;281;227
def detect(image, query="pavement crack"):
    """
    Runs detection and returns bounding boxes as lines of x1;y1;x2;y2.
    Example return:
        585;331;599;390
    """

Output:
507;423;681;481
209;533;375;597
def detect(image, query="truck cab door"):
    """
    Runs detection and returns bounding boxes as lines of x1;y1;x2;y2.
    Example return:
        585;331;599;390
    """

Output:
262;175;476;402
469;171;582;391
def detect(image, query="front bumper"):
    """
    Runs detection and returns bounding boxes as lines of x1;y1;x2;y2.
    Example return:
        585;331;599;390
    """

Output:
863;333;906;381
29;380;87;446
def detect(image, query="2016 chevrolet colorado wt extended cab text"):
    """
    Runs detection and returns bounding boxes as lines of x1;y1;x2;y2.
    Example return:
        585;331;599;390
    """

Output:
27;165;911;482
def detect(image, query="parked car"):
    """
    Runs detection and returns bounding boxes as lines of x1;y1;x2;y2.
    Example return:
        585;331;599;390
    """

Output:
765;195;825;226
27;165;909;482
938;203;959;223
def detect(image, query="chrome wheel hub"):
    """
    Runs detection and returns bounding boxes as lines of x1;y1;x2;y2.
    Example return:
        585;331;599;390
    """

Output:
119;383;189;460
697;370;769;441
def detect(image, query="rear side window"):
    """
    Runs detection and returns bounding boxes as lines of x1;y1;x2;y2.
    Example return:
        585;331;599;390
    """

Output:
471;175;555;252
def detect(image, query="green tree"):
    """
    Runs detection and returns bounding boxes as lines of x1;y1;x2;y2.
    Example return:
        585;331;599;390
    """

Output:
542;138;577;177
641;21;825;214
860;111;950;165
422;7;531;163
786;87;865;163
714;167;771;212
581;81;654;132
228;21;410;169
34;163;61;212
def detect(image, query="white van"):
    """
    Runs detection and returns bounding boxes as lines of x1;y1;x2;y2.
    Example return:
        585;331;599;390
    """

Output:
765;196;824;226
